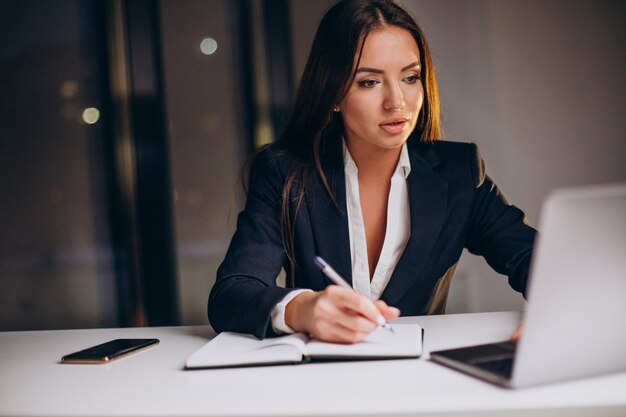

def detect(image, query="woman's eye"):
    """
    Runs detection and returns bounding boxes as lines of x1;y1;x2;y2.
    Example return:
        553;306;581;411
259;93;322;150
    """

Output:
404;74;421;84
357;79;379;88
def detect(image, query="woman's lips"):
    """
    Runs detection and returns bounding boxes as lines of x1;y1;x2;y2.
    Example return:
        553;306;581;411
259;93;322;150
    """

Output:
379;119;409;134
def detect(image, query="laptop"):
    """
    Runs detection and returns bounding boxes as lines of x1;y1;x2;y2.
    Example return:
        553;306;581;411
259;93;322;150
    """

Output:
430;182;626;388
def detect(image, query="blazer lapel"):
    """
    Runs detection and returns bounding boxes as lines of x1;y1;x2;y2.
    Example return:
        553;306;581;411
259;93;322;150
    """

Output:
305;151;353;286
381;144;449;306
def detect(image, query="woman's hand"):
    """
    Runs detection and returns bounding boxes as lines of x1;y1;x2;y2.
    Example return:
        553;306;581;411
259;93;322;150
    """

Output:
511;324;523;342
284;286;400;344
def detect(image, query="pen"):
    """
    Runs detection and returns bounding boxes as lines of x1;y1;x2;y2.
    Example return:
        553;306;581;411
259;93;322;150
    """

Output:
314;256;395;333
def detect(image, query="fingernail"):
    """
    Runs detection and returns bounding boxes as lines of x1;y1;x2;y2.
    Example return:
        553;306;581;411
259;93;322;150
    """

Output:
389;307;400;315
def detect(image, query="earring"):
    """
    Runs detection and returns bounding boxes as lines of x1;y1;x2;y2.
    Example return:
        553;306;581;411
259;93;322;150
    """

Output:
333;105;340;112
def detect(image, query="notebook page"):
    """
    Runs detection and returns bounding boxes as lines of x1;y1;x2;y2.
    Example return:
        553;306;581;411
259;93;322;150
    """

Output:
186;332;309;368
304;323;422;358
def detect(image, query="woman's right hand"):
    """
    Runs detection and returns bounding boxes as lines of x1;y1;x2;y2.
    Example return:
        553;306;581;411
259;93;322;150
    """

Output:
511;324;523;342
284;286;400;344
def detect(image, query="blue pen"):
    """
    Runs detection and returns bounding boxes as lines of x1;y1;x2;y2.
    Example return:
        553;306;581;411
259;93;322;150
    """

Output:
314;256;394;333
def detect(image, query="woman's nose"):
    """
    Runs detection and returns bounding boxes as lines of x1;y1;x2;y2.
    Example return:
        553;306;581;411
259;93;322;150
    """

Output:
383;83;405;111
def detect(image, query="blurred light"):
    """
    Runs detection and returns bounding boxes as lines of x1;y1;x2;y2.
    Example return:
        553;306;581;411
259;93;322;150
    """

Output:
200;37;218;55
183;189;203;206
48;187;63;204
82;107;100;124
202;112;219;132
59;80;79;99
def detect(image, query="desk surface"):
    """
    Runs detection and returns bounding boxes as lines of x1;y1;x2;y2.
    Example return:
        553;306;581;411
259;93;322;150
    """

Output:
1;311;625;417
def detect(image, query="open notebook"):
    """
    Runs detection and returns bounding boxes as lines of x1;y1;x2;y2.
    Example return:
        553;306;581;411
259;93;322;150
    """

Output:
186;323;423;369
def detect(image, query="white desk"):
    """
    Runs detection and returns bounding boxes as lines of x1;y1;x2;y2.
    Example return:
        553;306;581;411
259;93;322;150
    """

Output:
1;311;625;417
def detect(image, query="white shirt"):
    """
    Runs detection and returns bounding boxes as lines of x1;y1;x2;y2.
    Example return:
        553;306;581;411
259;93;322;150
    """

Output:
344;141;411;300
271;142;411;333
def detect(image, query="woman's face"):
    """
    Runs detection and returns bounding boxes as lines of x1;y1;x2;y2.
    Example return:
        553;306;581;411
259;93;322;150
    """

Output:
339;26;423;155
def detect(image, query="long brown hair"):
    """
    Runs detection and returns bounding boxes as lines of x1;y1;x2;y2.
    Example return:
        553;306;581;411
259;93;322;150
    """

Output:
254;0;441;284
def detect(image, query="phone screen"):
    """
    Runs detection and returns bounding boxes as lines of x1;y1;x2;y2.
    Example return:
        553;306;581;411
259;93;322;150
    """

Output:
61;338;159;364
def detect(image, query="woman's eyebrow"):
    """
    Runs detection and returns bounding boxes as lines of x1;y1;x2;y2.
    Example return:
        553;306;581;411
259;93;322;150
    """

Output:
356;61;421;74
402;61;421;71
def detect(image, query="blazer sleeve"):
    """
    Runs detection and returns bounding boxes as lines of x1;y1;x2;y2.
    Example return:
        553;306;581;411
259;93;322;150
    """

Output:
208;147;294;338
464;144;537;295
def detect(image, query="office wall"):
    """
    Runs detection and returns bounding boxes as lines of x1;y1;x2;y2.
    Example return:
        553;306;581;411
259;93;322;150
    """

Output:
292;0;625;314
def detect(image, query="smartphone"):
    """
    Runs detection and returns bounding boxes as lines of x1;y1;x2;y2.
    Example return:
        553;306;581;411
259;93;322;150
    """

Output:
61;338;159;364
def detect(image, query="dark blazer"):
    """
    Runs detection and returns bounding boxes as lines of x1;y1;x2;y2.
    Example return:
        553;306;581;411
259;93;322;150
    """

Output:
208;140;536;339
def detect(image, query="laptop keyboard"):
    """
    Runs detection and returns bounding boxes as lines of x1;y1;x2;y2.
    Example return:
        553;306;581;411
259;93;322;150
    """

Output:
431;340;517;380
473;356;514;378
467;341;516;378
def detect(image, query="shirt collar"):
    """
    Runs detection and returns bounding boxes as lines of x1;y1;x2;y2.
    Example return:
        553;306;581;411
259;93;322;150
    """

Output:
342;139;358;176
397;141;412;179
342;139;412;179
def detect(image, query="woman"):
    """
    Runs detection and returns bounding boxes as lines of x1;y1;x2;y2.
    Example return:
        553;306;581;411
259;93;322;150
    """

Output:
208;0;536;342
